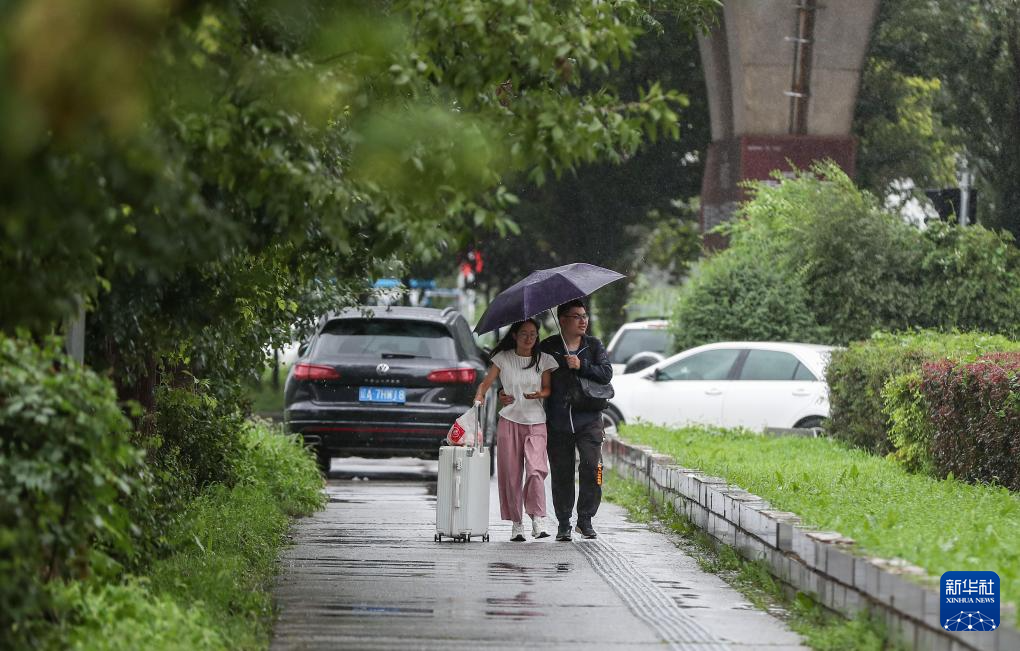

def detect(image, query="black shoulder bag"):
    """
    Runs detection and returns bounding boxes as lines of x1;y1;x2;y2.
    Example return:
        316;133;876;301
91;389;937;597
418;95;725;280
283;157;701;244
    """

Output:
566;373;614;412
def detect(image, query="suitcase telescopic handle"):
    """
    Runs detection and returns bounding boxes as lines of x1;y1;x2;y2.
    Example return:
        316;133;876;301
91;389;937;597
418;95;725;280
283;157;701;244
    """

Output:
476;402;484;452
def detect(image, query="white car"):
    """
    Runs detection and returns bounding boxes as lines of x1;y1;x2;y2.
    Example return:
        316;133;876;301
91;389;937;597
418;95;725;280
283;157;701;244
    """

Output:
605;342;835;432
606;319;673;376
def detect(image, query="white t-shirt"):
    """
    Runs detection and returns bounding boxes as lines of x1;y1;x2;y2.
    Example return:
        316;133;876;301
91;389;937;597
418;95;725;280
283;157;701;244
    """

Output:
491;350;559;425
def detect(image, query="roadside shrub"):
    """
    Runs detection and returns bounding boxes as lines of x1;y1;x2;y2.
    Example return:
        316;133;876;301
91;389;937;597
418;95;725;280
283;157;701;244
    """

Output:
670;163;1020;349
922;354;1020;489
146;420;321;645
55;579;226;651
825;331;1020;454
918;222;1020;337
132;381;249;549
149;381;246;492
0;334;143;648
54;421;323;649
735;162;925;344
233;419;324;517
672;244;826;350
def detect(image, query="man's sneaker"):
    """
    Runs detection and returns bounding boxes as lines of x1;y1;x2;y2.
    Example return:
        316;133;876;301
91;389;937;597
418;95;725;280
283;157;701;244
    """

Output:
510;521;527;542
575;520;598;539
531;516;550;539
555;521;572;541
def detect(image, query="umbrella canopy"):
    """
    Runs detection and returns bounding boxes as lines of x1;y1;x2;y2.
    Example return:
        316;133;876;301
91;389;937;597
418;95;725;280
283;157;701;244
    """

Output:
473;263;625;334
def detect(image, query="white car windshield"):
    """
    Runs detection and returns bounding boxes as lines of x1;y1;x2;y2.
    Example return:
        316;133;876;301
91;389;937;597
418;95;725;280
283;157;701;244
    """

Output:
610;329;671;363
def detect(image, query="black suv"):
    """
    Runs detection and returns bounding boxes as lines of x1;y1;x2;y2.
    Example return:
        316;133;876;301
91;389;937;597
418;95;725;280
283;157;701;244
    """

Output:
284;306;497;472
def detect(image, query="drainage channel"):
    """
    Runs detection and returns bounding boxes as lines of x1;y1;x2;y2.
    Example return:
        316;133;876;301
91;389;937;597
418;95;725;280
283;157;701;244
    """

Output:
575;538;731;651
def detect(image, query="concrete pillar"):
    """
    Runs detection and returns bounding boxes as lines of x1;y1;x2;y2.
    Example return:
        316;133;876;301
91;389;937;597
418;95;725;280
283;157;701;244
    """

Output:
64;298;86;364
698;0;880;243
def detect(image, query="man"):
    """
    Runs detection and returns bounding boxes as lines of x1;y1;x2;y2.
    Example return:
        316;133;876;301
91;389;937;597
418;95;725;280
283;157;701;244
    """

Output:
539;299;612;540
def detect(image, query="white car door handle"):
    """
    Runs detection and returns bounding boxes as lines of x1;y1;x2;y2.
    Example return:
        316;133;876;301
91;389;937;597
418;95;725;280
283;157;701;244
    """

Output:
792;389;811;397
705;388;722;396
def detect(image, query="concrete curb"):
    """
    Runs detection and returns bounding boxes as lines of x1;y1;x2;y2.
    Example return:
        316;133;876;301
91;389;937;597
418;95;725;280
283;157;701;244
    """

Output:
604;436;1019;651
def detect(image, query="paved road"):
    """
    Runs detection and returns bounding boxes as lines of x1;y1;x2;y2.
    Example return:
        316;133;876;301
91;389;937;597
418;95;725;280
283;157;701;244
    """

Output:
271;458;807;650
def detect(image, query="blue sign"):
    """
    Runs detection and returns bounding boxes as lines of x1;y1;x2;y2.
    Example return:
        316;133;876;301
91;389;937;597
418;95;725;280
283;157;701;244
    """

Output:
358;387;406;404
940;571;999;632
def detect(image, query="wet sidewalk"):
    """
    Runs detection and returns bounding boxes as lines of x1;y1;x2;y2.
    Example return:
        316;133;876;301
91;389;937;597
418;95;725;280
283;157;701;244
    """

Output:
270;461;807;650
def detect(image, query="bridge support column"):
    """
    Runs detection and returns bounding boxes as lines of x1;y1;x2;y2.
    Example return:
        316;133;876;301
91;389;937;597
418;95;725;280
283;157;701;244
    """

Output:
698;0;879;244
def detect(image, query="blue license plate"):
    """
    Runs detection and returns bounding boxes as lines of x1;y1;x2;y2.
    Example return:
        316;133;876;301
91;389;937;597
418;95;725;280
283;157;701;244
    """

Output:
358;387;406;403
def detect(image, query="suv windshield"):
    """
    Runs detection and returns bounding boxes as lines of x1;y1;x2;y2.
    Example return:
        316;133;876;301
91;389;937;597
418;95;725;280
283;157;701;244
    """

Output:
314;319;457;359
610;329;671;363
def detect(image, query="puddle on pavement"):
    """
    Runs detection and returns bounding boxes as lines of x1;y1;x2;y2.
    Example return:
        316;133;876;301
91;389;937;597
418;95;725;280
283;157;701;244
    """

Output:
487;561;574;584
651;579;691;590
320;604;434;618
310;536;418;546
485;591;544;620
609;524;647;533
484;609;544;620
486;591;535;607
672;598;710;609
305;558;436;578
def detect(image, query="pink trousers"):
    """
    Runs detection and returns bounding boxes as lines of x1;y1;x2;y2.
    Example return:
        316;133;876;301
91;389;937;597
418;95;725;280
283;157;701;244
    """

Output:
496;417;549;522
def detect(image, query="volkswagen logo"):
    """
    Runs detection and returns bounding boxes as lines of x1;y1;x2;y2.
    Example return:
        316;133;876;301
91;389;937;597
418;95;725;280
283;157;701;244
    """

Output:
376;363;390;375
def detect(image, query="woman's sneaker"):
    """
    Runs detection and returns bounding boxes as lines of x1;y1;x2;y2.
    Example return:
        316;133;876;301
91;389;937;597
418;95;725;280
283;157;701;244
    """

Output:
531;516;550;539
511;521;527;542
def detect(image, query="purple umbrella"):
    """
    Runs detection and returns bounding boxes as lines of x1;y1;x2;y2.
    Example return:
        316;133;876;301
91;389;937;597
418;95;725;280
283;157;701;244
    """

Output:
473;263;625;334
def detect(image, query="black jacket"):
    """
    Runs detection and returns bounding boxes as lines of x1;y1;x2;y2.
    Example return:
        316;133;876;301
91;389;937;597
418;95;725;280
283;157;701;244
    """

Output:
539;334;613;433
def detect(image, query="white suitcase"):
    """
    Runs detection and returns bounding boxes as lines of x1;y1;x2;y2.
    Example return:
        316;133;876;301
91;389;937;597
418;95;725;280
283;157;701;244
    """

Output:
435;408;490;542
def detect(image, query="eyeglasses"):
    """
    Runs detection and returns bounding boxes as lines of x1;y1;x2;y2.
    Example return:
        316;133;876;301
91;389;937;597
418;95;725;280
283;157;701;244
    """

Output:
563;313;589;322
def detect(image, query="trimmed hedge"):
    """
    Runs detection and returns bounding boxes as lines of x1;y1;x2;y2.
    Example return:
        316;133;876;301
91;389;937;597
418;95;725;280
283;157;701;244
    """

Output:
825;331;1020;454
923;354;1020;489
881;370;935;473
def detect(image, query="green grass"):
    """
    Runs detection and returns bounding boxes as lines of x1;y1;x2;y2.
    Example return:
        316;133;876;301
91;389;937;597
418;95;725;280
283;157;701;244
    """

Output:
53;421;325;650
619;423;1020;622
605;472;899;651
245;364;287;414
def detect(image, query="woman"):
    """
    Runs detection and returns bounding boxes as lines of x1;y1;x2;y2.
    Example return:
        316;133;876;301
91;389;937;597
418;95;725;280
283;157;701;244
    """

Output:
474;319;559;541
